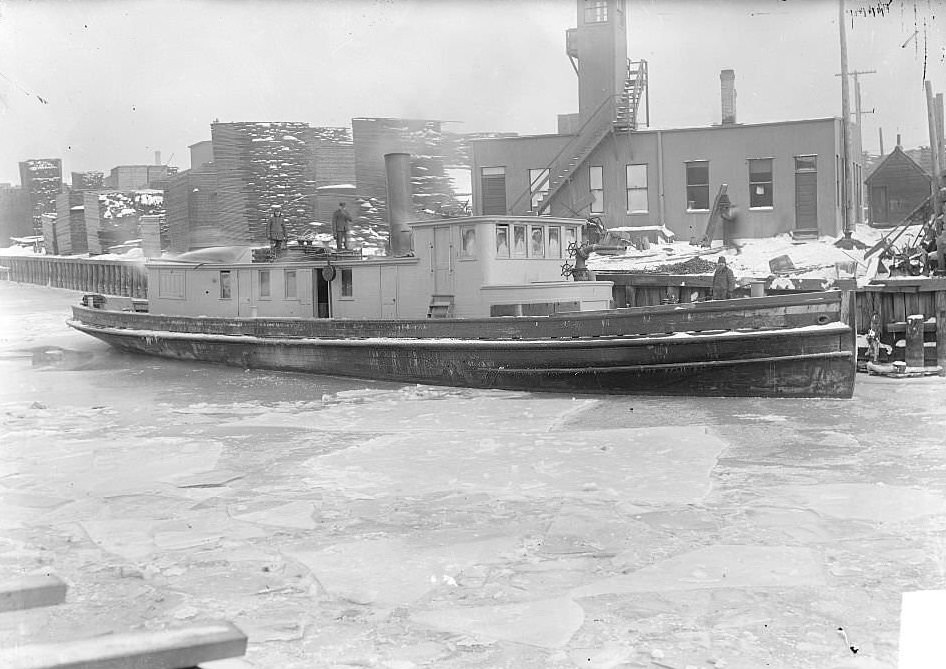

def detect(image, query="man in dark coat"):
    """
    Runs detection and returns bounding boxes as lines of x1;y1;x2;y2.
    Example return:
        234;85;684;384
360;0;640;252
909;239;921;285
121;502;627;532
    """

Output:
332;202;352;251
268;207;287;257
712;256;735;300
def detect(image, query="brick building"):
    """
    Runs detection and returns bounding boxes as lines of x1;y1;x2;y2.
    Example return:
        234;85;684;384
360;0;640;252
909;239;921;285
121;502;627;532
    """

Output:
19;159;63;234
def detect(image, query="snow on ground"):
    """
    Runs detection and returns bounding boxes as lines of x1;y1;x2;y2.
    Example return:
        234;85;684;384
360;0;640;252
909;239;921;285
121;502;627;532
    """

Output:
2;282;945;668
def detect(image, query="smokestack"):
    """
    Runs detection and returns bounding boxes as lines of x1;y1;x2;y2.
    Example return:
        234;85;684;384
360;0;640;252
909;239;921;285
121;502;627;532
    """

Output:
896;134;902;148
720;69;737;125
384;152;413;256
154;150;161;165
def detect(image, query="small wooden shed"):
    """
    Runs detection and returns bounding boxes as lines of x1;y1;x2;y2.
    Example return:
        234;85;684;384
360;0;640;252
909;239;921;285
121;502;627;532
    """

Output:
865;146;933;227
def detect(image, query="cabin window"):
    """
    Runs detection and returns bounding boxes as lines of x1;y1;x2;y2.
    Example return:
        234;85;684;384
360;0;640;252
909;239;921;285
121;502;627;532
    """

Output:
341;268;353;297
626;164;648;213
481;167;506;215
748;158;774;208
460;226;476;258
548;226;562;258
685;160;710;211
584;0;608;23
157;269;185;299
285;270;297;299
590;166;604;214
513;224;527;257
495;224;510;257
530;225;545;257
529;168;550;214
219;271;232;299
564;226;577;251
259;269;271;298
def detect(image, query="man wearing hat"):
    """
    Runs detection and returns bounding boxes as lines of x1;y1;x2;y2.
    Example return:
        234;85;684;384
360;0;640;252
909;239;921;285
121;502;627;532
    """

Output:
712;256;735;300
268;206;287;258
332;202;352;251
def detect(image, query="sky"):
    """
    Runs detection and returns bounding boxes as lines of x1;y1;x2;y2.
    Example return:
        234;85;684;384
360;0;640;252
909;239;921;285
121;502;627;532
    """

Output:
0;0;943;185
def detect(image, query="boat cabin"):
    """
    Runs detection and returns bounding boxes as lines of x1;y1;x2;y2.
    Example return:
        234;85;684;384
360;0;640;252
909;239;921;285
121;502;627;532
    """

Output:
145;216;614;320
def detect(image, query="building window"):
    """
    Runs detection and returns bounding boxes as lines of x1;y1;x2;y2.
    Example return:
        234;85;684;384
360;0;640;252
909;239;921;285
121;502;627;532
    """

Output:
796;155;817;172
548;226;562;258
529;168;550;214
285;270;297;299
585;0;608;23
496;224;510;257
626;164;648;213
685;161;710;211
513;224;527;257
460;226;476;258
158;270;184;299
341;268;353;297
530;225;545;257
481;167;506;215
590;166;604;213
748;158;774;208
259;269;271;298
219;271;231;299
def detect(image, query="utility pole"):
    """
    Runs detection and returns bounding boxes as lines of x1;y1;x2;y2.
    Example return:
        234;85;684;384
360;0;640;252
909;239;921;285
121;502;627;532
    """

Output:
835;69;875;225
836;0;855;246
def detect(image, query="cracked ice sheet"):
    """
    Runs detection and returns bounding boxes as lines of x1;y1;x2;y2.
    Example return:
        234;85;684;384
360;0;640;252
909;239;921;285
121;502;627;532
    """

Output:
410;597;585;649
571;545;825;598
234;394;595;434
300;425;724;505
755;483;946;524
288;532;520;609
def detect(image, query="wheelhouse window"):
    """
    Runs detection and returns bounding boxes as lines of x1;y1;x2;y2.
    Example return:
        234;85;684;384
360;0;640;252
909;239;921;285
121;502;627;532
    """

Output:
460;226;476;258
626;164;648;213
748;158;774;208
685;160;710;211
548;226;562;258
284;270;297;299
259;269;271;298
495;224;510;257
590;166;604;214
341;268;353;297
530;225;545;257
529;168;550;214
564;226;578;251
585;0;608;23
512;224;527;257
219;271;232;299
480;167;506;215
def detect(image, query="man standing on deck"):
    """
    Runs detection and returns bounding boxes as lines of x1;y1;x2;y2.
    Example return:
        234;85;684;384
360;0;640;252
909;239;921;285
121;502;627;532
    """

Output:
332;202;352;251
268;206;287;258
712;256;735;300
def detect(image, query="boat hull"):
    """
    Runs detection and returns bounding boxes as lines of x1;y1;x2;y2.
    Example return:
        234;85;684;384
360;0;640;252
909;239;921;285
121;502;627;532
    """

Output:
68;294;856;398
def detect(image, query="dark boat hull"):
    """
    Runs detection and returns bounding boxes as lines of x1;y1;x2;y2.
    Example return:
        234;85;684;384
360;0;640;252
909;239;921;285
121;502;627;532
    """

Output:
68;292;856;398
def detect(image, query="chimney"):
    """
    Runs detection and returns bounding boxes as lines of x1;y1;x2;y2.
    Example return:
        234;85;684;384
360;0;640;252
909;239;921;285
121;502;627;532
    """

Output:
720;69;737;125
154;150;161;165
896;134;902;148
384;152;413;256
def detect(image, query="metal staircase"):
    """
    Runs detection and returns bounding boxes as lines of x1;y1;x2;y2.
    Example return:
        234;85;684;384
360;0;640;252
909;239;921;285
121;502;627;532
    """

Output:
509;59;648;217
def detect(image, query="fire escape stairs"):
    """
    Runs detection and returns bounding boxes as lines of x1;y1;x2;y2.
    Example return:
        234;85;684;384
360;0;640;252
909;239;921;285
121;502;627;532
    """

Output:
516;59;648;217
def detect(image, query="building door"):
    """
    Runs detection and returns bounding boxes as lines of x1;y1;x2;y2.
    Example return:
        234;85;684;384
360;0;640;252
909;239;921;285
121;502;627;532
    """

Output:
481;167;507;215
794;155;818;231
870;186;889;225
432;226;454;296
380;265;398;318
313;268;331;318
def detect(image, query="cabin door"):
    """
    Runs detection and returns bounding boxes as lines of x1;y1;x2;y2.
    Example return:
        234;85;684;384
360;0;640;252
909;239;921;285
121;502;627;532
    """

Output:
870;186;889;225
380;265;398;318
237;271;250;316
432;226;454;296
313;268;331;318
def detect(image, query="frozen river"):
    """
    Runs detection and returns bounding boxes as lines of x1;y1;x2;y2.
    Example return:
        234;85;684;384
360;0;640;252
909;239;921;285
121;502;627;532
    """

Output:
1;281;944;669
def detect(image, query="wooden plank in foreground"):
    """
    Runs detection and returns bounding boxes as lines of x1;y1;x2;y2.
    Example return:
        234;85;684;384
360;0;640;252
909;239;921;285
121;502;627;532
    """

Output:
0;575;67;613
0;621;247;669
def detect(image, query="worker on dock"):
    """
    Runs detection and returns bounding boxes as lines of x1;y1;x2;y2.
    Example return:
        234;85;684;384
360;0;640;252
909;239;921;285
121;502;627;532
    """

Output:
712;256;735;300
268;206;287;259
333;202;352;251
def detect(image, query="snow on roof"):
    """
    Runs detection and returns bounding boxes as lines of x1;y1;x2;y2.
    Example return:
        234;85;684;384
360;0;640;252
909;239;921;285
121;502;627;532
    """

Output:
169;246;256;264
